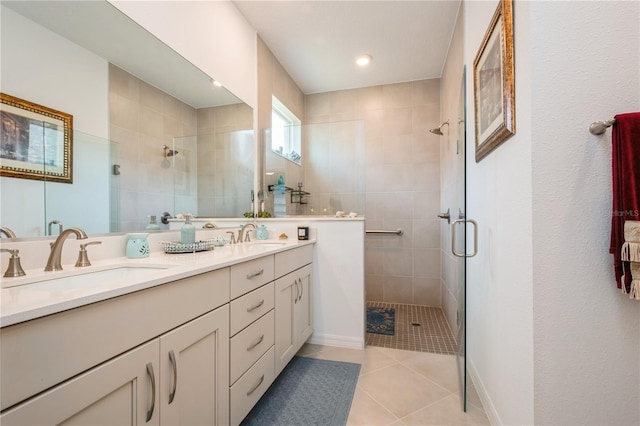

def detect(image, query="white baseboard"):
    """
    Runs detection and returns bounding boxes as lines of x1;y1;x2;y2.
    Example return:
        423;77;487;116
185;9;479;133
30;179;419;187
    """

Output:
308;333;364;349
467;357;502;425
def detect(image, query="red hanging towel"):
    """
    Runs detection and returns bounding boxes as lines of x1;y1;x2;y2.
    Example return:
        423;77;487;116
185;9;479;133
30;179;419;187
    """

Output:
610;112;640;292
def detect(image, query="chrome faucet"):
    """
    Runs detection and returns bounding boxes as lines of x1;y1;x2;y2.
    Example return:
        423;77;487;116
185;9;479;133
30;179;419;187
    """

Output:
239;223;256;243
44;227;88;271
0;227;16;238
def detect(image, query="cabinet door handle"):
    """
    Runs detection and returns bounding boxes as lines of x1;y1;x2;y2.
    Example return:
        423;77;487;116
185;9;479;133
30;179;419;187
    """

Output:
168;350;177;405
146;362;156;422
246;269;264;279
246;334;265;351
294;279;299;304
246;299;265;312
246;374;265;396
298;278;303;302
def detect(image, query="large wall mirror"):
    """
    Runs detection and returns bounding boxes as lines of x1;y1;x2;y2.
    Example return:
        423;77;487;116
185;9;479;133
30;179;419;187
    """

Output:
0;0;253;238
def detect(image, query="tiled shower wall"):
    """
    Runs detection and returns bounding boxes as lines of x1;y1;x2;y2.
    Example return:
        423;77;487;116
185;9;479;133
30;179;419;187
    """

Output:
196;104;254;217
109;64;196;232
305;80;442;305
109;64;253;229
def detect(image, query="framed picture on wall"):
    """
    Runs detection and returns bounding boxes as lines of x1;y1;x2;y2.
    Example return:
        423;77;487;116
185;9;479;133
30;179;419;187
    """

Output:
473;0;515;162
0;93;73;183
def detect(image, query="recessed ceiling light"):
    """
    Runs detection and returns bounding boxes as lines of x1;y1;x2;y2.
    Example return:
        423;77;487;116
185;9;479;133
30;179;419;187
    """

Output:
211;79;223;88
356;54;372;67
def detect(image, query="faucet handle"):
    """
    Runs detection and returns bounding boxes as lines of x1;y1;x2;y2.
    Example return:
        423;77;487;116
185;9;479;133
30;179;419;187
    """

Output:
226;231;237;245
75;241;102;267
0;248;26;277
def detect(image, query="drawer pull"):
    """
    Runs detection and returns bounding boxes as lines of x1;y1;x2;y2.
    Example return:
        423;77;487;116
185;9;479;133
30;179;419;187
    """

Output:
246;374;265;396
246;299;265;312
246;269;264;279
246;334;265;351
146;362;156;422
168;350;177;404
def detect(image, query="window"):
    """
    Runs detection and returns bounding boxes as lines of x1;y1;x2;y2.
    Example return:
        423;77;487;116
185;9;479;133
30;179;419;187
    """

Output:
271;96;301;165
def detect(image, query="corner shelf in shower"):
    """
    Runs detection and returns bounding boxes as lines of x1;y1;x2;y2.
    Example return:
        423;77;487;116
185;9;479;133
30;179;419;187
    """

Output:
267;184;310;205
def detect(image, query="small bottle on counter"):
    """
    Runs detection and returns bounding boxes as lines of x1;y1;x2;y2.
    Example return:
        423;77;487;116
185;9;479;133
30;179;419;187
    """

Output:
146;215;161;231
181;214;195;244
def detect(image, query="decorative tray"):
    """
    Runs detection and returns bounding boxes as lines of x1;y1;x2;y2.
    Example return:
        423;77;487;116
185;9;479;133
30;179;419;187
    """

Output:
160;240;215;254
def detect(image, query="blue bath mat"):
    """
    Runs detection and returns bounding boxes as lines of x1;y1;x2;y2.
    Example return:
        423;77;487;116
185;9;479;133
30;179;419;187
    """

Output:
241;356;360;426
366;306;395;335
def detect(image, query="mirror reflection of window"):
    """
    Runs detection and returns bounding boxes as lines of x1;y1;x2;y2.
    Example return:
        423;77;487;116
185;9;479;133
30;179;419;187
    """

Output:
271;95;301;165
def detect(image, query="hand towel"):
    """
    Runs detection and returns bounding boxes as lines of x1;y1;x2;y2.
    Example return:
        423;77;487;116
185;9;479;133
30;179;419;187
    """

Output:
621;221;640;299
609;112;640;293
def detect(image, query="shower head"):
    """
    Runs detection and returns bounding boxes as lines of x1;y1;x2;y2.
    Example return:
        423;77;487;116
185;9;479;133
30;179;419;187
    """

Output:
429;120;450;136
162;145;179;157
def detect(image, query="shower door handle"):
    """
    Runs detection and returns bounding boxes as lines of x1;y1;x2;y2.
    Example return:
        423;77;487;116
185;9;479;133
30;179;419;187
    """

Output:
451;219;478;258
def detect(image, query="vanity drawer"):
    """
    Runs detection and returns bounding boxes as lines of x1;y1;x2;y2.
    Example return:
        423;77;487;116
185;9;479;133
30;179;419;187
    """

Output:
230;282;274;336
275;244;314;278
230;310;274;384
230;347;275;426
230;255;274;299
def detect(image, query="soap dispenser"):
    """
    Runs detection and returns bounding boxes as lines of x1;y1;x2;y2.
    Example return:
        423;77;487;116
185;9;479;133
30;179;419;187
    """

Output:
181;214;195;244
146;215;161;231
256;224;268;240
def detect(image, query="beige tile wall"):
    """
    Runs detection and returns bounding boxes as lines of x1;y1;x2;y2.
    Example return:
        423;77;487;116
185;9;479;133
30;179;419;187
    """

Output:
255;37;442;305
305;80;442;305
196;103;254;217
109;65;253;228
109;64;197;232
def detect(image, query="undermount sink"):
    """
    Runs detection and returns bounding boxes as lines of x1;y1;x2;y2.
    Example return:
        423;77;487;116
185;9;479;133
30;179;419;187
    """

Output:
1;264;172;290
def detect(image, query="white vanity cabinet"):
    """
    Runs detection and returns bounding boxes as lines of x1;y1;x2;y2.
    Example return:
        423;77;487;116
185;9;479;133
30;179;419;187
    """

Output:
0;241;315;426
1;306;230;426
0;269;230;425
274;245;314;375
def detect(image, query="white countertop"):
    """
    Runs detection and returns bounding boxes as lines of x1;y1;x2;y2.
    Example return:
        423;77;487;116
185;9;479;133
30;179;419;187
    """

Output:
0;239;315;328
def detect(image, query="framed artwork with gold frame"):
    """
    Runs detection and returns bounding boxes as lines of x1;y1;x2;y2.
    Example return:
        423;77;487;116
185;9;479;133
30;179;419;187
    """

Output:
473;0;515;162
0;93;73;183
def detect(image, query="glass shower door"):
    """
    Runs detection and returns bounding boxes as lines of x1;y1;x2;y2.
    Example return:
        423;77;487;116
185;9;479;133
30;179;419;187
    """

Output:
453;70;468;411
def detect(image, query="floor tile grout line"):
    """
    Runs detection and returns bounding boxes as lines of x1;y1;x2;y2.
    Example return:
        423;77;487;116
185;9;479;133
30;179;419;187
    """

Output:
354;383;404;424
398;393;463;423
399;360;457;396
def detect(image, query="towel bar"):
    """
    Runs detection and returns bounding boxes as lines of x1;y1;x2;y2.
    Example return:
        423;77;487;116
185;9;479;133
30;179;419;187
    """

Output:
589;118;616;135
366;229;404;236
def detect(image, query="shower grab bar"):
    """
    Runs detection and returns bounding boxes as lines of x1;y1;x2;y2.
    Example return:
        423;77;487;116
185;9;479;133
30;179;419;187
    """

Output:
589;118;616;135
365;229;404;236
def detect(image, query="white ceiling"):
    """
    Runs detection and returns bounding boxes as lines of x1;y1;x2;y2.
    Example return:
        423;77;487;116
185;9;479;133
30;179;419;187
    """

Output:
234;0;461;94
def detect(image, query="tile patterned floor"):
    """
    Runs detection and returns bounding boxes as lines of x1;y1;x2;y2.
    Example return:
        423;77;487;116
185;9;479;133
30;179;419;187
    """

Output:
297;344;489;425
366;302;458;355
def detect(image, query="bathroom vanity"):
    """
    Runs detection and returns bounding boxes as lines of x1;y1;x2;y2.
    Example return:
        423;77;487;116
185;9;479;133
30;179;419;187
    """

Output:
0;240;313;425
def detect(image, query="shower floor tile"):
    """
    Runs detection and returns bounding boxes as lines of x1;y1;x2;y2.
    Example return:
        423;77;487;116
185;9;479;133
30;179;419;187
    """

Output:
366;302;458;355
